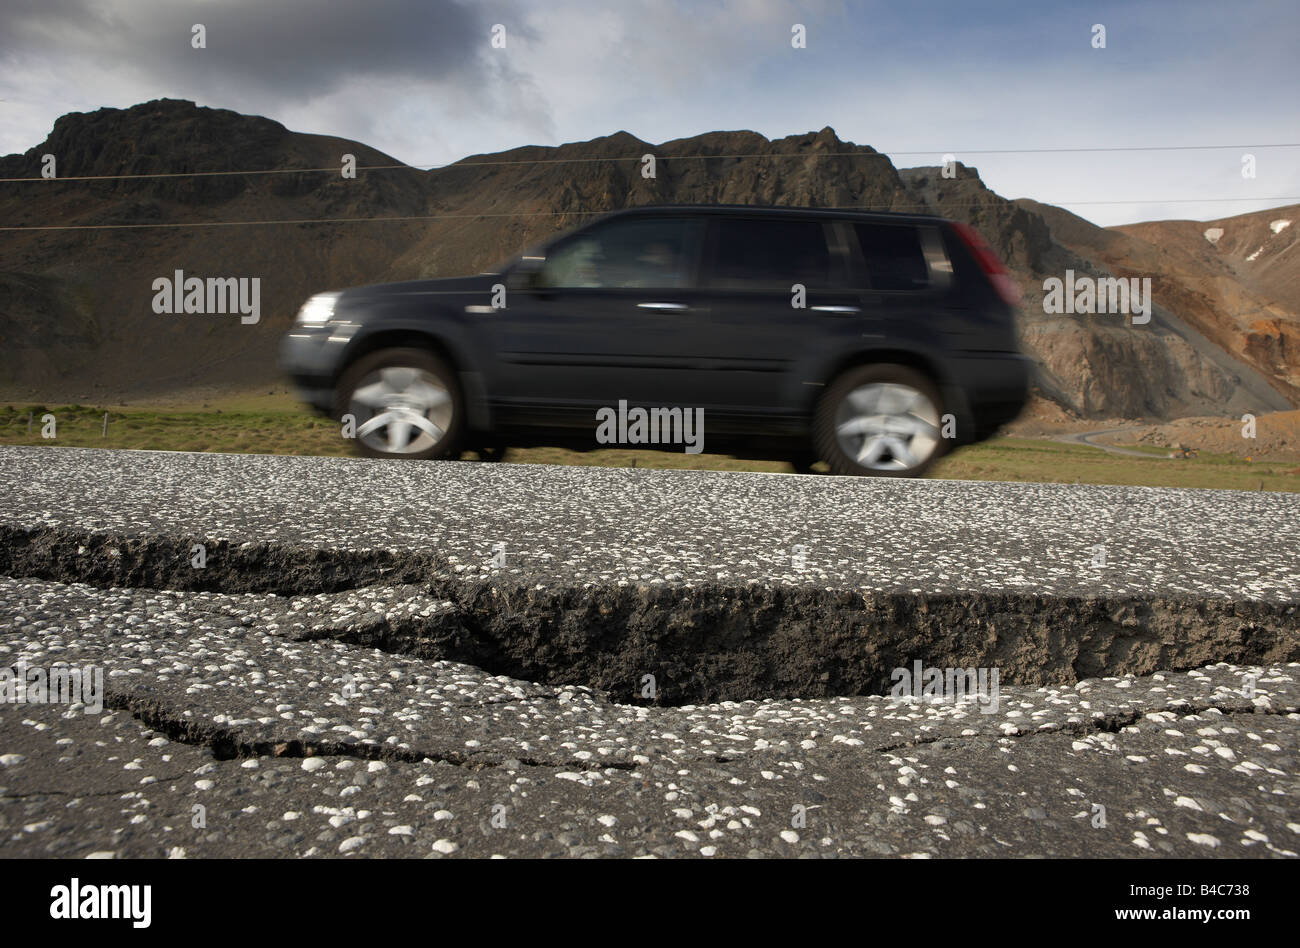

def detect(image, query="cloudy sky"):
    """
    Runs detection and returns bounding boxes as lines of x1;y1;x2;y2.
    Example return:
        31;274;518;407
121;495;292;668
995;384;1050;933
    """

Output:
1;0;1296;226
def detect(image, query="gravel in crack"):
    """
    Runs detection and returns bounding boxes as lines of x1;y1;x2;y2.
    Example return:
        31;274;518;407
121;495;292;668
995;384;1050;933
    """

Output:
2;577;1297;857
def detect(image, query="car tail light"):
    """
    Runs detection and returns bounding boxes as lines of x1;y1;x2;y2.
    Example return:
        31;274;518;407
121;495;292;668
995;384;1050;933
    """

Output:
949;221;1022;306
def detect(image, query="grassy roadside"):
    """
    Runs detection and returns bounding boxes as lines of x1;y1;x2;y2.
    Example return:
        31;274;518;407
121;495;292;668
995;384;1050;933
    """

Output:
1;403;353;458
3;402;1298;492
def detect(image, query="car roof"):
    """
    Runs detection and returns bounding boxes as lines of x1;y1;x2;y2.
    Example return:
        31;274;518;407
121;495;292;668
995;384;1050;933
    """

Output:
595;204;947;226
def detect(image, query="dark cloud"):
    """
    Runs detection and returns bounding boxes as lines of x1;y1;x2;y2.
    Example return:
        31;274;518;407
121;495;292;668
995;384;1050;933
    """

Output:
0;0;523;101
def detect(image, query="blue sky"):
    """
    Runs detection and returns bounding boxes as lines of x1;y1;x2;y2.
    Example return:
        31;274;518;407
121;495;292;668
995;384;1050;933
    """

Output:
2;0;1296;226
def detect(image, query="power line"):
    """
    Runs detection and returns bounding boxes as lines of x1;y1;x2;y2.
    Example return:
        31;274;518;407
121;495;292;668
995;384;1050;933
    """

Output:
0;211;583;232
412;142;1300;169
3;197;1298;232
2;142;1297;183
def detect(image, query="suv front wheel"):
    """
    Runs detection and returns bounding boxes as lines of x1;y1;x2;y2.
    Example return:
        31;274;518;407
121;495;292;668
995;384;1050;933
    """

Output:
335;347;462;459
813;364;946;477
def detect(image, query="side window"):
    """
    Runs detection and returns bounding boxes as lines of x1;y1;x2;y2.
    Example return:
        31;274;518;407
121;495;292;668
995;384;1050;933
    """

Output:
709;219;841;290
853;223;929;291
539;218;700;290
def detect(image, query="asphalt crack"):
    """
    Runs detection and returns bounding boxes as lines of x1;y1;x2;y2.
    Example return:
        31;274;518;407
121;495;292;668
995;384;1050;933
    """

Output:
0;777;194;800
865;697;1300;757
106;689;637;773
4;524;1299;705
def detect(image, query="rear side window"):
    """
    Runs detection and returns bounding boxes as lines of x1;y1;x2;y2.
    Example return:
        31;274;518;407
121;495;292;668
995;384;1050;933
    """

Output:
853;223;929;291
709;218;840;290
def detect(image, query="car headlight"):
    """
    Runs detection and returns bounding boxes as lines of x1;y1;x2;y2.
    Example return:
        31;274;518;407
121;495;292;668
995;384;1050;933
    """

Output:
295;292;340;326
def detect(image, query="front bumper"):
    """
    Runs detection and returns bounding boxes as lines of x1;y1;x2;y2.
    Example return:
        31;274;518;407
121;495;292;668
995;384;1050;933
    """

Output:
279;325;355;414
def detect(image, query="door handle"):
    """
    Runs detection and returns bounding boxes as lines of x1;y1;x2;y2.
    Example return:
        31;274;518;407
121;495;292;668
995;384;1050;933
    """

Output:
637;302;689;312
810;305;860;314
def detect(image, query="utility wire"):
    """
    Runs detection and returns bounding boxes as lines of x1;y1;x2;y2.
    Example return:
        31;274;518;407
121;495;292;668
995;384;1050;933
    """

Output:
1;142;1297;183
3;197;1297;232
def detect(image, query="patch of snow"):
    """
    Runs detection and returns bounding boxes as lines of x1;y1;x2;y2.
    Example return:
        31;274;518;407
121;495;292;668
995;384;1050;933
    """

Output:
1246;246;1264;261
1269;219;1291;234
1203;227;1224;245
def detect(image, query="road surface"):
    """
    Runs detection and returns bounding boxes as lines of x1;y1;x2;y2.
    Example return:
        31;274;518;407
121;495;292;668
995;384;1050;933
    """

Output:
1;446;1297;857
1055;427;1167;459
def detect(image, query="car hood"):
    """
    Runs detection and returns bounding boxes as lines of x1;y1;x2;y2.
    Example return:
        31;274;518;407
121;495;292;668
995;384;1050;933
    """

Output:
340;273;501;301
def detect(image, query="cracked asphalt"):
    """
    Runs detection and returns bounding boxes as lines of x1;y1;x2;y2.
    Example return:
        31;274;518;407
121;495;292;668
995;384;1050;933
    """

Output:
1;446;1298;857
1;577;1296;857
2;446;1298;599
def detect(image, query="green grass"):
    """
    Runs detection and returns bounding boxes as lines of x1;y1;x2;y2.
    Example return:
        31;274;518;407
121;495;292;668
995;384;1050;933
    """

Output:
0;403;353;458
1104;442;1178;457
930;437;1298;492
3;402;1297;492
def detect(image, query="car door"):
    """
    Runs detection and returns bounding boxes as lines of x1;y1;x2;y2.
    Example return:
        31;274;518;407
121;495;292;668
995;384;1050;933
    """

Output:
692;214;863;431
844;220;955;352
486;215;707;429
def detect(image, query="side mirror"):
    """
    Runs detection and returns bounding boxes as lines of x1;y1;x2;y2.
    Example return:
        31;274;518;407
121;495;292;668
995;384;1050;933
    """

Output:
506;256;546;292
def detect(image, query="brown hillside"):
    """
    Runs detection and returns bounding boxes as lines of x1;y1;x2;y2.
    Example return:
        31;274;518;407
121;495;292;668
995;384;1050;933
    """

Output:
1;99;1296;423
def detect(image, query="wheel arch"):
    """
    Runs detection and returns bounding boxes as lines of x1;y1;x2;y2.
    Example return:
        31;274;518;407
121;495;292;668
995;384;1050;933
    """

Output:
809;346;977;447
812;347;949;411
339;328;463;383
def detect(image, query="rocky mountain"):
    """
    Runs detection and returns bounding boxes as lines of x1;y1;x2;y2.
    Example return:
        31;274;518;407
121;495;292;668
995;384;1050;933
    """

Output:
899;172;1293;418
1018;198;1300;414
1116;206;1299;386
1;98;1296;423
0;99;429;395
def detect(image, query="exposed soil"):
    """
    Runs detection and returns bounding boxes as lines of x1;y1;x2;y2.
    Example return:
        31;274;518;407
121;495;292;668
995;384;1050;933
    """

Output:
3;525;1296;705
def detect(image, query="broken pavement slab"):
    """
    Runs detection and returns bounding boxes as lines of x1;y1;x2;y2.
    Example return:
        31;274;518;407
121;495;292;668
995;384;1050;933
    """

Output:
1;447;1298;703
1;446;1297;856
1;577;1297;858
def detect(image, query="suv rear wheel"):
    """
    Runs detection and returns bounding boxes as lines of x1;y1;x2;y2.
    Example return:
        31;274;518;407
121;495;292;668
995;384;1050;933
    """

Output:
813;364;945;477
335;348;462;459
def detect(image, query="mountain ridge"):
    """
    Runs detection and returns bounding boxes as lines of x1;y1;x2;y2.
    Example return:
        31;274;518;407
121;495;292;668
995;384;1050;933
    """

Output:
2;99;1295;421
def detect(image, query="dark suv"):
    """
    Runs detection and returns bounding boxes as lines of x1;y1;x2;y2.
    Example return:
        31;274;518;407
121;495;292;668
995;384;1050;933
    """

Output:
280;205;1030;476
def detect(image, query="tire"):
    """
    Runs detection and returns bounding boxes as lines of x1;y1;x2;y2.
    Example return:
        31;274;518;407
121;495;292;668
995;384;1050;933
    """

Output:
335;347;463;460
813;364;946;477
789;454;820;475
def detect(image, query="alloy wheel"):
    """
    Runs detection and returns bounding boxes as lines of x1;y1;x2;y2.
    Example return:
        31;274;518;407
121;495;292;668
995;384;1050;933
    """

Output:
348;366;454;455
833;382;941;472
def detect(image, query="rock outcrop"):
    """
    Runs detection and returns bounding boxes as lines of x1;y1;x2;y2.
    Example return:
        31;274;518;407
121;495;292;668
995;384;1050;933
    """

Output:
1;99;1295;420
